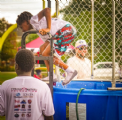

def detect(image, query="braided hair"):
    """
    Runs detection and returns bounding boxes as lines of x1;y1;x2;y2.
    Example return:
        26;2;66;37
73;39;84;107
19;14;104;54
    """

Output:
16;11;33;26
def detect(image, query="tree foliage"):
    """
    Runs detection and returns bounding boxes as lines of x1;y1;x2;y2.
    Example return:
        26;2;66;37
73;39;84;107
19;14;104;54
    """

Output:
0;18;9;37
0;18;17;62
1;31;17;61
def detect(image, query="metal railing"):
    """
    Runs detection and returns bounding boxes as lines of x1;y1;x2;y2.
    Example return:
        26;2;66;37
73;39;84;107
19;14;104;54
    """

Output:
21;30;54;95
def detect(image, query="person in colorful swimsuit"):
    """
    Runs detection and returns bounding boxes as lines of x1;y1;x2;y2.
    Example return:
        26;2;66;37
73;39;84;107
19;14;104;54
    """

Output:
16;8;77;85
0;49;54;120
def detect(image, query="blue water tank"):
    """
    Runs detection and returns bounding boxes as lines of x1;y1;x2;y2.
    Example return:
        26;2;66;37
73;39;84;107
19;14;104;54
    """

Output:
53;81;122;120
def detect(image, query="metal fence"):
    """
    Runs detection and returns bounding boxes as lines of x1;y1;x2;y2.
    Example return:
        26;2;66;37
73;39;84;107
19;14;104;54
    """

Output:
115;1;122;77
45;0;122;81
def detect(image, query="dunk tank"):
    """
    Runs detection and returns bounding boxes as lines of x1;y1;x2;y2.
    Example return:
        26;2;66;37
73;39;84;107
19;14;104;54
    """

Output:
20;1;122;120
52;1;122;120
53;81;122;120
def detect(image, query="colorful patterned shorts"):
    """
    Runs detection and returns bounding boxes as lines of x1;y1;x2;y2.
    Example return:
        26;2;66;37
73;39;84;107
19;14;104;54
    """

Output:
53;24;77;56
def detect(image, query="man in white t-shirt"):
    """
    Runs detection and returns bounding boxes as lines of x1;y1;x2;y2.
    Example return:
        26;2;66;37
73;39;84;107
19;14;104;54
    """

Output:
0;49;54;120
67;40;91;79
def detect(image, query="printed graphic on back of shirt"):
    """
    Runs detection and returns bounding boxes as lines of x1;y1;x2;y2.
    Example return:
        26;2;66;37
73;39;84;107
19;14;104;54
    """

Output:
11;87;37;119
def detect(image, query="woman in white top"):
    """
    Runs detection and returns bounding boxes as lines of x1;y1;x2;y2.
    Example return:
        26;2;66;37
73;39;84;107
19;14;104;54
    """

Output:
16;8;77;85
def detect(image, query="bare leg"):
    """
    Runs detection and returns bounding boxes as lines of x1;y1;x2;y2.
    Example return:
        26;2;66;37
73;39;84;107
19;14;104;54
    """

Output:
53;50;77;85
42;43;68;71
53;56;68;70
42;44;50;71
39;41;50;71
42;43;77;84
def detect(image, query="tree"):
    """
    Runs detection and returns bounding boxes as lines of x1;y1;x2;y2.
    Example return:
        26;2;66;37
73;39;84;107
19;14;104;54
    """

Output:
0;18;8;37
0;18;17;63
1;31;17;61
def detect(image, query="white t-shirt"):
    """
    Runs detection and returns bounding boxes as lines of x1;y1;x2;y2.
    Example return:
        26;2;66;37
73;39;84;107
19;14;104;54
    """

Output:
30;15;70;42
67;56;91;79
0;76;54;120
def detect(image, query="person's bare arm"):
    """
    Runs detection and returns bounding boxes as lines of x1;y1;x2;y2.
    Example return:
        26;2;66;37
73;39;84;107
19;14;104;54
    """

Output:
44;115;54;120
38;8;51;35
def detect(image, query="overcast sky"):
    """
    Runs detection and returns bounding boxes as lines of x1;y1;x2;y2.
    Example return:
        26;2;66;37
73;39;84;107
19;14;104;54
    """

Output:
0;0;68;24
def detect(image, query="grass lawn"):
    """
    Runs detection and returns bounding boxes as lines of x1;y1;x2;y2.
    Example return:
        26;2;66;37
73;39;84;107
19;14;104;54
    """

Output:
0;116;5;120
0;70;48;85
0;72;17;85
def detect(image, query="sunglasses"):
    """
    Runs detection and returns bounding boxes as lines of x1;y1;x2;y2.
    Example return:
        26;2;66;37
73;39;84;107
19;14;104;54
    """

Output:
78;47;87;50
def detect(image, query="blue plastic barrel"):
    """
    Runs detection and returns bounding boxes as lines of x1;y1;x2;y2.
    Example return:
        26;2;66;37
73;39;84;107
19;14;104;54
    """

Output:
53;81;122;120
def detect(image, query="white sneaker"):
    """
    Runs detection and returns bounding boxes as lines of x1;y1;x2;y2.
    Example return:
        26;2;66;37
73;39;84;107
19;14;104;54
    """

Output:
62;70;77;85
42;74;58;82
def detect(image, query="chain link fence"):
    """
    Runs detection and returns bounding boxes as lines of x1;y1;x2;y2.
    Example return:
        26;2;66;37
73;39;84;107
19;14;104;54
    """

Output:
53;0;122;80
115;1;122;79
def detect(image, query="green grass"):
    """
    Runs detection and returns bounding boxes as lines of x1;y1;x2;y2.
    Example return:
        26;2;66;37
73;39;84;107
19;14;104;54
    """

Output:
0;116;5;120
0;72;17;85
0;71;48;85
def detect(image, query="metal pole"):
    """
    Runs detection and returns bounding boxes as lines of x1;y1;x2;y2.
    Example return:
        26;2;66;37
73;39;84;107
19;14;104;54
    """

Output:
49;37;53;95
47;0;53;96
21;30;39;77
21;30;54;95
55;0;61;81
47;0;51;8
107;1;117;90
42;0;45;9
112;0;116;88
56;0;59;18
91;0;94;79
21;30;38;49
